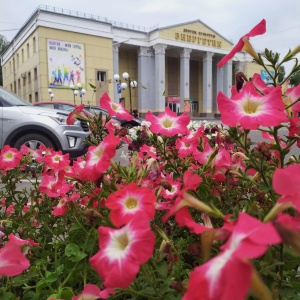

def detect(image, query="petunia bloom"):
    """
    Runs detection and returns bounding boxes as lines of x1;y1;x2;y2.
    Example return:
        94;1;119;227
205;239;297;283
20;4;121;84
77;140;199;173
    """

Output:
72;283;115;300
217;19;266;68
272;164;300;211
89;216;155;288
0;145;23;172
105;182;156;227
99;92;133;121
217;81;288;129
145;106;190;137
183;212;281;300
0;240;30;277
80;134;120;182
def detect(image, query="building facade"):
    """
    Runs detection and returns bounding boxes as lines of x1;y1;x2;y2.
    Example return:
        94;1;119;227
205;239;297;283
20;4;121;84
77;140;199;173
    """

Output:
1;5;259;116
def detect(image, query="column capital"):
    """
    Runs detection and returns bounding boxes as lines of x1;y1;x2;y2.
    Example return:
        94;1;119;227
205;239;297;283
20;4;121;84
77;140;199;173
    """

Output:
203;51;214;61
153;44;167;55
138;47;154;57
113;44;120;53
180;48;192;58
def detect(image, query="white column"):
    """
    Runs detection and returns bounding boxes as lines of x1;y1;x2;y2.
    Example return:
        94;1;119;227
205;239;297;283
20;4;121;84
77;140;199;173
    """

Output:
138;47;155;113
180;48;192;112
153;44;167;113
113;44;120;102
202;51;214;115
223;60;232;97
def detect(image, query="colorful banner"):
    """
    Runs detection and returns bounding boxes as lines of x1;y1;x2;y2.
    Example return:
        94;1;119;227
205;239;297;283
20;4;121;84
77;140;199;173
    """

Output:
47;39;85;89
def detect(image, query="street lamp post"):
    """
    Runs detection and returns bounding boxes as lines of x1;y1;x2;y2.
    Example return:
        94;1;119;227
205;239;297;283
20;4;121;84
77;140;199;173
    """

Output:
113;72;137;114
48;88;54;101
70;83;86;104
76;83;86;104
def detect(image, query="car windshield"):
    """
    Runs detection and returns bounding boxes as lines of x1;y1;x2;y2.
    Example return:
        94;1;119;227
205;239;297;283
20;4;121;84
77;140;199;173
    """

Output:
84;106;108;116
0;87;31;106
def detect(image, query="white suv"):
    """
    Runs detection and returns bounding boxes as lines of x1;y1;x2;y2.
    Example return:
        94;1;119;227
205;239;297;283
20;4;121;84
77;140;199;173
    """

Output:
0;86;90;160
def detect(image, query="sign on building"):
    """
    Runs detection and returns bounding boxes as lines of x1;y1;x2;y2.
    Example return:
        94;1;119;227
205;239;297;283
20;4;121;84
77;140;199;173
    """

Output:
47;39;85;89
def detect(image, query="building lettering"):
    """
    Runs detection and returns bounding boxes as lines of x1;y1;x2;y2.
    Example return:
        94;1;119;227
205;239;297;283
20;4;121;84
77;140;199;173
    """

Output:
175;28;221;48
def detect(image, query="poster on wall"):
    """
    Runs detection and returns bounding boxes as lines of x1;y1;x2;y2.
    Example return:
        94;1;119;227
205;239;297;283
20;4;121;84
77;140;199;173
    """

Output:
47;39;85;89
260;70;275;85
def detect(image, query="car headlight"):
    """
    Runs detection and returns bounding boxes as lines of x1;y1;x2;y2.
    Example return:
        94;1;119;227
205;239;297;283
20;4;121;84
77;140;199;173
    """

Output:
39;112;69;125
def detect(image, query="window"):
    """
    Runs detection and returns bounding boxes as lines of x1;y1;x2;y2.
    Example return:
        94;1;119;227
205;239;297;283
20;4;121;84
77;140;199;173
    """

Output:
33;37;36;53
34;68;37;80
9;61;11;73
21;49;24;63
97;71;106;82
29;94;32;103
35;92;38;102
14;81;16;93
17;54;19;67
18;79;21;92
28;71;31;84
10;84;13;92
23;77;26;86
27;43;30;59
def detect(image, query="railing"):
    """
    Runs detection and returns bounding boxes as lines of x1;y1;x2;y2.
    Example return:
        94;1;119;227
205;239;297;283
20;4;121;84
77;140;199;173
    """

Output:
32;5;159;32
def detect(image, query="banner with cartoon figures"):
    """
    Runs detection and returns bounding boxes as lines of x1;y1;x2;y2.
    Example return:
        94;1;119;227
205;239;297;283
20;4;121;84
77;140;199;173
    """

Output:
47;39;85;89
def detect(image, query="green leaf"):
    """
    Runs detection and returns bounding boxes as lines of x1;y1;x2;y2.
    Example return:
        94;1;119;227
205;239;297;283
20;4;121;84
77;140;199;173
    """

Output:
23;291;39;300
65;243;87;262
155;261;168;279
69;223;82;232
0;292;16;300
45;271;58;283
47;294;60;300
61;289;74;299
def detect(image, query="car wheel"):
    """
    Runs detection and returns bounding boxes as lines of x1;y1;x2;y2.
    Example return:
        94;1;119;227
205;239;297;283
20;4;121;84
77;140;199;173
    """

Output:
14;133;55;150
122;123;134;129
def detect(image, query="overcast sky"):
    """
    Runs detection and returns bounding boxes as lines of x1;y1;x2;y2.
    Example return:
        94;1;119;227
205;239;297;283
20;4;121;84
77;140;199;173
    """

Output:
1;0;300;73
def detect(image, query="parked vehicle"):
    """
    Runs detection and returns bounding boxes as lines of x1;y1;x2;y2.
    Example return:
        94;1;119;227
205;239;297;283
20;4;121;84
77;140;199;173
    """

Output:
33;101;143;129
0;87;90;160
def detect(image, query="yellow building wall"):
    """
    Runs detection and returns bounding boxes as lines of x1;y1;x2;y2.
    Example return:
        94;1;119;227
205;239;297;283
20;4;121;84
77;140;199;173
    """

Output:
158;22;233;51
37;27;113;105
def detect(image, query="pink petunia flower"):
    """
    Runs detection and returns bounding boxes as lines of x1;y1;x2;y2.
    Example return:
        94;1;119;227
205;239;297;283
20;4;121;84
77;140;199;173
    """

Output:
272;164;300;211
183;212;281;300
80;134;120;182
99;92;133;121
72;283;115;300
0;240;30;277
89;216;155;288
217;19;266;68
145;106;190;137
0;145;23;172
217;81;288;129
105;182;156;227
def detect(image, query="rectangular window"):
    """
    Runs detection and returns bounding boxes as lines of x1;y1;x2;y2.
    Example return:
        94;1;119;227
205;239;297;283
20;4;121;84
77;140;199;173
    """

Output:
35;92;38;102
33;37;36;53
17;54;19;67
9;61;11;73
21;49;24;63
28;71;31;84
97;71;106;82
18;79;21;92
34;68;37;80
27;43;29;59
23;77;26;86
10;84;13;92
14;81;16;93
29;94;32;103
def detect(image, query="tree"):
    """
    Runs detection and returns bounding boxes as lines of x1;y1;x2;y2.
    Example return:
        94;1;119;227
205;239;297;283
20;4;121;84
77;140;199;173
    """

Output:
290;70;300;87
0;34;10;86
